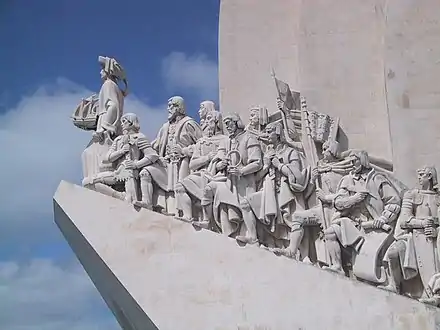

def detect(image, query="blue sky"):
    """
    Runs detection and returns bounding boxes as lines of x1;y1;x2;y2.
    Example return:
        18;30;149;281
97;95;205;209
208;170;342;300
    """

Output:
0;1;219;329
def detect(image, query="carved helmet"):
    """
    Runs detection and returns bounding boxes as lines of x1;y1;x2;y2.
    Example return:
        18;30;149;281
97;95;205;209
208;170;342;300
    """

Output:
98;56;128;96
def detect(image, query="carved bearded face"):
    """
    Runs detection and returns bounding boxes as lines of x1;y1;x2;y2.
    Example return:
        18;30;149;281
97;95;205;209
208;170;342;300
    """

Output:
167;100;180;121
198;103;208;120
417;168;432;187
205;112;217;137
249;109;259;127
352;156;363;173
265;126;279;145
121;116;132;133
224;118;238;137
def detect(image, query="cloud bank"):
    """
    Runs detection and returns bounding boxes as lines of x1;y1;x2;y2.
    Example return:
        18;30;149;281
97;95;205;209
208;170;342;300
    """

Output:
162;51;218;102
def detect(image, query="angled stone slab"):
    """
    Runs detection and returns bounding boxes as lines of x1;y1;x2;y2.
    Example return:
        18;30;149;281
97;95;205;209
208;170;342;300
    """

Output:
54;181;440;330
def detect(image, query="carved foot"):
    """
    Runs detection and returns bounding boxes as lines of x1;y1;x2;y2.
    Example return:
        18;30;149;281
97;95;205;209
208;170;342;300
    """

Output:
236;235;258;245
271;248;296;259
132;200;152;210
377;284;398;294
193;220;210;229
419;296;440;307
322;265;345;276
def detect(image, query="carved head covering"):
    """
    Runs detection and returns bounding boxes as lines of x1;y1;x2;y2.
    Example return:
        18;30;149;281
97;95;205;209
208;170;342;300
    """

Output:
98;56;128;96
249;106;269;126
418;166;438;187
265;121;285;141
121;113;140;133
223;112;245;129
200;100;216;113
349;150;370;169
168;96;186;115
322;139;340;157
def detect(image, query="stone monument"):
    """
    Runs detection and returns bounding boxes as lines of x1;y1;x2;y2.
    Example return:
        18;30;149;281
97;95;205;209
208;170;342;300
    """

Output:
55;2;440;329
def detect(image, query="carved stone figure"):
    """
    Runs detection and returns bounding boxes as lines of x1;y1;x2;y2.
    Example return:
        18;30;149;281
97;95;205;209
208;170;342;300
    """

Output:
271;139;353;260
379;166;440;299
79;56;128;185
152;96;203;213
87;113;165;210
198;100;216;132
175;110;227;221
195;113;263;237
323;150;401;283
237;121;311;246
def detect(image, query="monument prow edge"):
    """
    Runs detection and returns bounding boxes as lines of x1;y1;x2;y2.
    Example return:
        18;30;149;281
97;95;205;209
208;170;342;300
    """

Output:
54;181;440;330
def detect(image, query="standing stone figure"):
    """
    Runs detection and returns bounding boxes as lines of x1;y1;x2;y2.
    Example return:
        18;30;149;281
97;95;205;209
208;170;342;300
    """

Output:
271;139;353;260
81;56;128;185
323;150;401;281
237;121;311;246
175;110;227;221
379;166;440;298
152;96;203;213
195;113;263;237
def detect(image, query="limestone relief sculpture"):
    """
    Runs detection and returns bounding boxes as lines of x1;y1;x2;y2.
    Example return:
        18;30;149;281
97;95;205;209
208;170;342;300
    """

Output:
70;56;440;307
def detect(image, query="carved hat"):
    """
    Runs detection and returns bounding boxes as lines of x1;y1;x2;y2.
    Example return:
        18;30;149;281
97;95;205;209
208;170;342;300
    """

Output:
98;56;128;96
223;112;245;129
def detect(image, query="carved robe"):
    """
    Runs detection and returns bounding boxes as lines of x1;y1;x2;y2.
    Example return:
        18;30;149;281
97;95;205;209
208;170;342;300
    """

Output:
178;134;228;201
97;79;124;135
152;116;203;191
247;144;310;241
205;131;263;235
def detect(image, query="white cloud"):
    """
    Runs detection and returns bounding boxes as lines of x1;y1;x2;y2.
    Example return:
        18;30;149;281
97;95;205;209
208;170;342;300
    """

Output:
0;78;166;226
0;258;119;330
161;52;218;102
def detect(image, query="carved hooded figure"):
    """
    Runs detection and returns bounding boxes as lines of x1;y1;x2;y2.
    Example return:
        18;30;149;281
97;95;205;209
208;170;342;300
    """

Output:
96;56;128;137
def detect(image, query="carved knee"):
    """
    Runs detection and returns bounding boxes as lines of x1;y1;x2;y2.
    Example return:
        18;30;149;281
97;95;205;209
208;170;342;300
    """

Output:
386;240;405;260
139;169;152;182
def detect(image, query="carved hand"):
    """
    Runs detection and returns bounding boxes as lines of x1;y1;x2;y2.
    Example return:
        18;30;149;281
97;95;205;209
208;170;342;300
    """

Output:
172;145;183;156
311;167;319;182
263;156;271;168
316;188;328;203
228;166;241;177
92;131;104;142
271;157;281;169
353;191;368;203
121;144;130;153
372;217;386;229
424;226;437;238
422;217;436;228
124;160;136;170
276;98;284;110
216;160;228;171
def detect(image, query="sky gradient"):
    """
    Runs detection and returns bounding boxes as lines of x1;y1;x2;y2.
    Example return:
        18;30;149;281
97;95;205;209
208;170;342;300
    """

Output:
0;1;220;328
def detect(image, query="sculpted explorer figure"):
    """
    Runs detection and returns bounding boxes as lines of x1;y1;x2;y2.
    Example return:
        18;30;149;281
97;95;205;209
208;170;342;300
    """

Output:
87;113;165;208
237;121;311;246
195;113;263;237
175;110;227;221
80;56;128;184
323;150;401;282
271;139;353;260
379;166;440;298
152;96;203;213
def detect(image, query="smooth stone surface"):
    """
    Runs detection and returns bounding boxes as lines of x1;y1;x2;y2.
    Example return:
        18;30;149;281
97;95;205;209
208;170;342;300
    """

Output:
219;0;440;186
54;181;440;329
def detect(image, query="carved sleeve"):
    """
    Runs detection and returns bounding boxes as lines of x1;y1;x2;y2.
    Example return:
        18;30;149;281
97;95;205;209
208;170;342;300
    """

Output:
399;190;426;229
240;137;263;176
377;176;401;223
333;177;359;211
136;135;159;168
106;137;122;163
